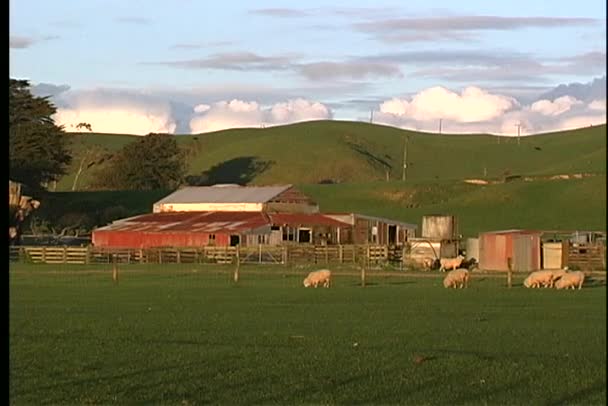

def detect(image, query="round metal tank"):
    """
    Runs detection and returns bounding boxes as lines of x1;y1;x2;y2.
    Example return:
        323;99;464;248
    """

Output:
466;238;479;261
421;215;457;240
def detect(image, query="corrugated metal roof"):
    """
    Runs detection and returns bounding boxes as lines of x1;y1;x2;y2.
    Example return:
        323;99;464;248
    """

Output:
154;185;292;205
95;211;270;234
326;212;418;229
481;229;542;235
267;213;351;227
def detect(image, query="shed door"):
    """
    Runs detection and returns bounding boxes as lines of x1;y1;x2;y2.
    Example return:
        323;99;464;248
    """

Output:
513;235;533;272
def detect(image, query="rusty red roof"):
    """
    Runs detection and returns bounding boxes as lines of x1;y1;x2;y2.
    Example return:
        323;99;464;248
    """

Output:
95;211;351;235
95;211;270;234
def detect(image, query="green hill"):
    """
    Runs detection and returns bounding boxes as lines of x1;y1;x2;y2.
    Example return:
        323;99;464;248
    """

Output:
58;121;607;191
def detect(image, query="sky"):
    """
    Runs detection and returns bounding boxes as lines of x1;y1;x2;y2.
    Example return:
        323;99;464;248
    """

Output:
9;0;607;135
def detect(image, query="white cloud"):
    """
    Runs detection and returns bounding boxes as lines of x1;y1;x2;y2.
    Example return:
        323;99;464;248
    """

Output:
530;95;582;116
588;99;606;111
374;86;606;135
189;98;331;133
379;86;517;123
53;90;177;135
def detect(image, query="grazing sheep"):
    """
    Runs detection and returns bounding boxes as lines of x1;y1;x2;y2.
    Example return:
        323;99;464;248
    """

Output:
547;269;569;287
439;255;465;272
443;268;470;289
421;257;436;271
523;270;555;288
554;271;585;290
303;269;332;288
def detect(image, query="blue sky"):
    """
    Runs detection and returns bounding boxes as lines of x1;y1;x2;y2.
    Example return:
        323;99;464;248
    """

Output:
9;0;607;134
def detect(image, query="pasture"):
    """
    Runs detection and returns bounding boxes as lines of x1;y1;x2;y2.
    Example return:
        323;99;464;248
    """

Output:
10;264;606;405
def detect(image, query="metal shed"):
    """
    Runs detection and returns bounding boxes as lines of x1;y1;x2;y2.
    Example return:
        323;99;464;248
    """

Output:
478;229;542;272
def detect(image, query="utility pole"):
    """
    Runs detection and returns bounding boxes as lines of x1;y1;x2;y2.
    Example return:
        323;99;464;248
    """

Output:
370;109;374;124
402;135;408;181
439;118;442;135
515;123;522;146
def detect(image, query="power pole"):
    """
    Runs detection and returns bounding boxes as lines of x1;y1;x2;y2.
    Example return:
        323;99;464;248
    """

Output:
439;118;442;135
515;123;522;146
370;109;374;124
402;135;408;181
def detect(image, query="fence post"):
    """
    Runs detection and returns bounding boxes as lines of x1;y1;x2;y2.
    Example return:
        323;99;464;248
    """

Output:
112;254;119;284
62;247;67;263
339;245;343;263
507;257;513;288
234;245;240;283
325;245;329;263
361;259;367;287
258;244;262;263
282;245;288;265
42;247;47;264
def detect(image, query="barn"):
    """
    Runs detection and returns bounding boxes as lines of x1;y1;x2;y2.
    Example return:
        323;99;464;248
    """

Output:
478;229;542;272
92;184;417;249
152;184;319;213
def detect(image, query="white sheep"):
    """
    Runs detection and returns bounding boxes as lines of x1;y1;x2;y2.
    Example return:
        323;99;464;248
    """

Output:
548;269;569;287
439;255;465;272
303;269;332;288
443;268;470;289
523;270;555;288
554;271;585;290
421;257;435;271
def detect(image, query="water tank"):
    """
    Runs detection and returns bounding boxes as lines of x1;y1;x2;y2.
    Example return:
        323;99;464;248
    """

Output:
466;238;479;261
421;215;457;240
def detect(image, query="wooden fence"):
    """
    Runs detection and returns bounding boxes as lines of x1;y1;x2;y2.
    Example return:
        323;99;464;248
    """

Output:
567;244;606;271
8;245;404;266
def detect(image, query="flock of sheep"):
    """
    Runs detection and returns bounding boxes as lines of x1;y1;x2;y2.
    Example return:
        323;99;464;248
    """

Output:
302;264;587;290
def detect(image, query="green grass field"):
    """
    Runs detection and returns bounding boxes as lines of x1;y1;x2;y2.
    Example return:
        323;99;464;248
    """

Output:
59;121;607;190
10;264;606;405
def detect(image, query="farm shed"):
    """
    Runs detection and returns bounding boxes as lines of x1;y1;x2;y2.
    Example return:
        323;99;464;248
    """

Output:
92;211;271;248
93;211;353;248
153;184;319;214
542;241;568;269
478;229;542;272
265;213;351;245
326;213;417;245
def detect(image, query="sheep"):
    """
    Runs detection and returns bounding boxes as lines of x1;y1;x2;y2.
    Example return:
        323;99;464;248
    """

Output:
554;271;585;290
443;268;470;289
303;269;332;288
523;270;555;288
547;269;569;287
421;257;436;271
439;255;465;272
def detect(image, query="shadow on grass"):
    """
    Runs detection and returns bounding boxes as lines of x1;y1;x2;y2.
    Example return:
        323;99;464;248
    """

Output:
185;156;275;186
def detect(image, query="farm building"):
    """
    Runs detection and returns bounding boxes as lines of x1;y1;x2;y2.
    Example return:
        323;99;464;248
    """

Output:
92;211;415;248
478;229;542;272
92;185;418;248
326;213;417;245
152;184;319;213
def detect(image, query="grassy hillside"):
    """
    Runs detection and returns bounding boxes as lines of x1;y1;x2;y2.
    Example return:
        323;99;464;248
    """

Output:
35;176;606;238
57;121;606;191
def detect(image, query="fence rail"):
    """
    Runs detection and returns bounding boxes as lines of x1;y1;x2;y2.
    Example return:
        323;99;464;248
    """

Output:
9;245;403;266
9;243;607;271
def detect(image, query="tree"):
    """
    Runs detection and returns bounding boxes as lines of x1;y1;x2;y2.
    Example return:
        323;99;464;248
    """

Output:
93;133;186;190
9;79;72;189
